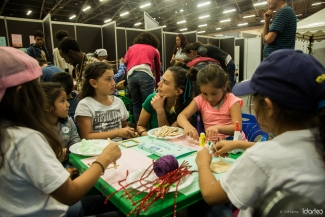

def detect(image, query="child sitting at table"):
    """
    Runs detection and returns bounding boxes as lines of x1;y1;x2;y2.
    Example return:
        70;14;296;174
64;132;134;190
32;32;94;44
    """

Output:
75;62;136;140
40;82;80;175
0;47;123;217
51;72;79;117
190;49;325;217
177;64;244;140
137;66;192;136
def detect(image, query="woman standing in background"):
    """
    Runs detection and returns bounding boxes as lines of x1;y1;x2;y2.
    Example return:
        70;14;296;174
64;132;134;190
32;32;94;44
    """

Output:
170;34;188;65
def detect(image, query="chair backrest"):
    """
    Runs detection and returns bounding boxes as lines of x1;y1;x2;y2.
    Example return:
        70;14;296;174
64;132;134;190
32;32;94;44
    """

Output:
242;113;268;142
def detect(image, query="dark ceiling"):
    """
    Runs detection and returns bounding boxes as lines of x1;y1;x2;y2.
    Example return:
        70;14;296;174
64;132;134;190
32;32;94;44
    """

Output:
0;0;324;34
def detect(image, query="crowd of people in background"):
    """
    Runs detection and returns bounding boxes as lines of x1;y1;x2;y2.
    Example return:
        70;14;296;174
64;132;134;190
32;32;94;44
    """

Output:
1;4;324;215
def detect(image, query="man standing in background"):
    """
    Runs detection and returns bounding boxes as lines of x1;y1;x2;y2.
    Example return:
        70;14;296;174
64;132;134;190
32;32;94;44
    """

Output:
262;0;296;58
53;30;74;74
27;30;50;62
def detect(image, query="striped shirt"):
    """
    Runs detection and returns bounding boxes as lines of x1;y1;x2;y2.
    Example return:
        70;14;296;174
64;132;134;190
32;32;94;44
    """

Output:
263;6;297;58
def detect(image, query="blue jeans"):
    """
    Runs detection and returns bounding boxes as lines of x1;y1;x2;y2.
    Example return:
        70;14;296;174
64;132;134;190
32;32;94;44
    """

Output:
66;195;124;217
227;60;236;89
127;71;154;123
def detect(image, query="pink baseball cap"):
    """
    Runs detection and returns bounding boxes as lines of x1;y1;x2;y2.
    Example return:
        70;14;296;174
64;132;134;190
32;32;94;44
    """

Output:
0;47;42;102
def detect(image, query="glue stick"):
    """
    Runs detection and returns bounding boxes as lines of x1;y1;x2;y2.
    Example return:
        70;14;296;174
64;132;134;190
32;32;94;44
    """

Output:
199;132;206;147
231;121;243;154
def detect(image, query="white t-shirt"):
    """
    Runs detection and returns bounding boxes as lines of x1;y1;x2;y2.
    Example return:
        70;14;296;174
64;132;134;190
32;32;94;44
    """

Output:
75;96;129;133
0;127;70;217
220;129;325;217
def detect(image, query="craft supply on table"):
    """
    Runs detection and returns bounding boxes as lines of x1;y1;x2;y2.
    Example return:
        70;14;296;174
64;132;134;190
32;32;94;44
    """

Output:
147;126;185;139
210;157;231;173
117;138;140;148
138;140;196;158
81;148;153;190
105;155;197;217
155;125;183;137
69;139;109;156
199;132;206;147
153;155;179;177
230;121;244;154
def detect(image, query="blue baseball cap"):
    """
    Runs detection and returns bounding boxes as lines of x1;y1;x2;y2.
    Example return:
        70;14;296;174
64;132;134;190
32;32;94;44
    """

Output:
233;49;325;112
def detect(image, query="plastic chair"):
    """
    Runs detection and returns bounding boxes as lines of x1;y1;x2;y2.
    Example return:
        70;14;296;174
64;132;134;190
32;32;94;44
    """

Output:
242;113;268;142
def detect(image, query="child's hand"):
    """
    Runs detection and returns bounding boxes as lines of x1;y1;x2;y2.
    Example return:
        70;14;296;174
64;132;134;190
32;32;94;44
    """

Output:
151;94;166;112
119;127;137;138
196;147;212;167
206;126;219;139
101;142;122;163
184;126;199;140
66;167;79;180
214;140;236;156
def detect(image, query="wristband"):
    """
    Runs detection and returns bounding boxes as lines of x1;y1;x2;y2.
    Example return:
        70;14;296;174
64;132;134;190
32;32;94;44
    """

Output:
139;130;147;136
92;161;105;175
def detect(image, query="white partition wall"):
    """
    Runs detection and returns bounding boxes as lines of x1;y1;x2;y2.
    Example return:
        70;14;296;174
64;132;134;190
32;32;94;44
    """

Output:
244;38;262;80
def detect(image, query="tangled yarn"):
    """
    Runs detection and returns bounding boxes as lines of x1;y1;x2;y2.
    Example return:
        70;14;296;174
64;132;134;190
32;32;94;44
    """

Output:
153;155;179;177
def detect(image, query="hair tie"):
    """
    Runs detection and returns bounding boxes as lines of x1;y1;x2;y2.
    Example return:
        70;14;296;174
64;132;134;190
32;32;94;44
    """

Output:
85;64;97;78
183;74;192;104
318;100;325;109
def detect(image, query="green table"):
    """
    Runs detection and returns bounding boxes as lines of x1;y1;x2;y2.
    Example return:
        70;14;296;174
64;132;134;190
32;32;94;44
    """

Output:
69;137;242;217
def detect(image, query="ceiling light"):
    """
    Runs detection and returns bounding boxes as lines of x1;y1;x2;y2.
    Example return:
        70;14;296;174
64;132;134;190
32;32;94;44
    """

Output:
253;1;267;6
120;12;129;16
82;6;91;11
27;10;32;15
134;22;142;26
162;25;167;28
177;20;186;24
238;23;248;26
140;3;151;8
198;24;207;27
180;28;188;31
104;19;112;23
69;15;76;19
180;9;184;12
220;19;231;23
216;27;222;30
312;2;322;6
223;9;236;13
243;15;255;18
197;2;211;7
198;31;206;33
199;15;210;19
260;20;265;22
296;14;302;16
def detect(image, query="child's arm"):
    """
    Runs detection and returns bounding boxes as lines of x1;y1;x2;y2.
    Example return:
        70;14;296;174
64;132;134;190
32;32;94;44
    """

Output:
195;148;229;206
196;148;230;205
137;108;152;136
76;116;136;139
205;101;242;138
177;100;199;140
68;118;81;146
50;142;121;205
114;58;126;83
214;140;255;155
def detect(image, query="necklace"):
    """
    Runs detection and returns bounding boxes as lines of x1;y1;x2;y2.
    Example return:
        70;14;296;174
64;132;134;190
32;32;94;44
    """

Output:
76;54;86;91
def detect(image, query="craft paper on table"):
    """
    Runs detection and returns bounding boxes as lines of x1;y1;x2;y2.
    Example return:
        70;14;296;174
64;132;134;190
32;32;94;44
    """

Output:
11;34;22;47
169;136;201;151
81;148;153;190
0;37;6;46
138;140;196;158
29;35;34;45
